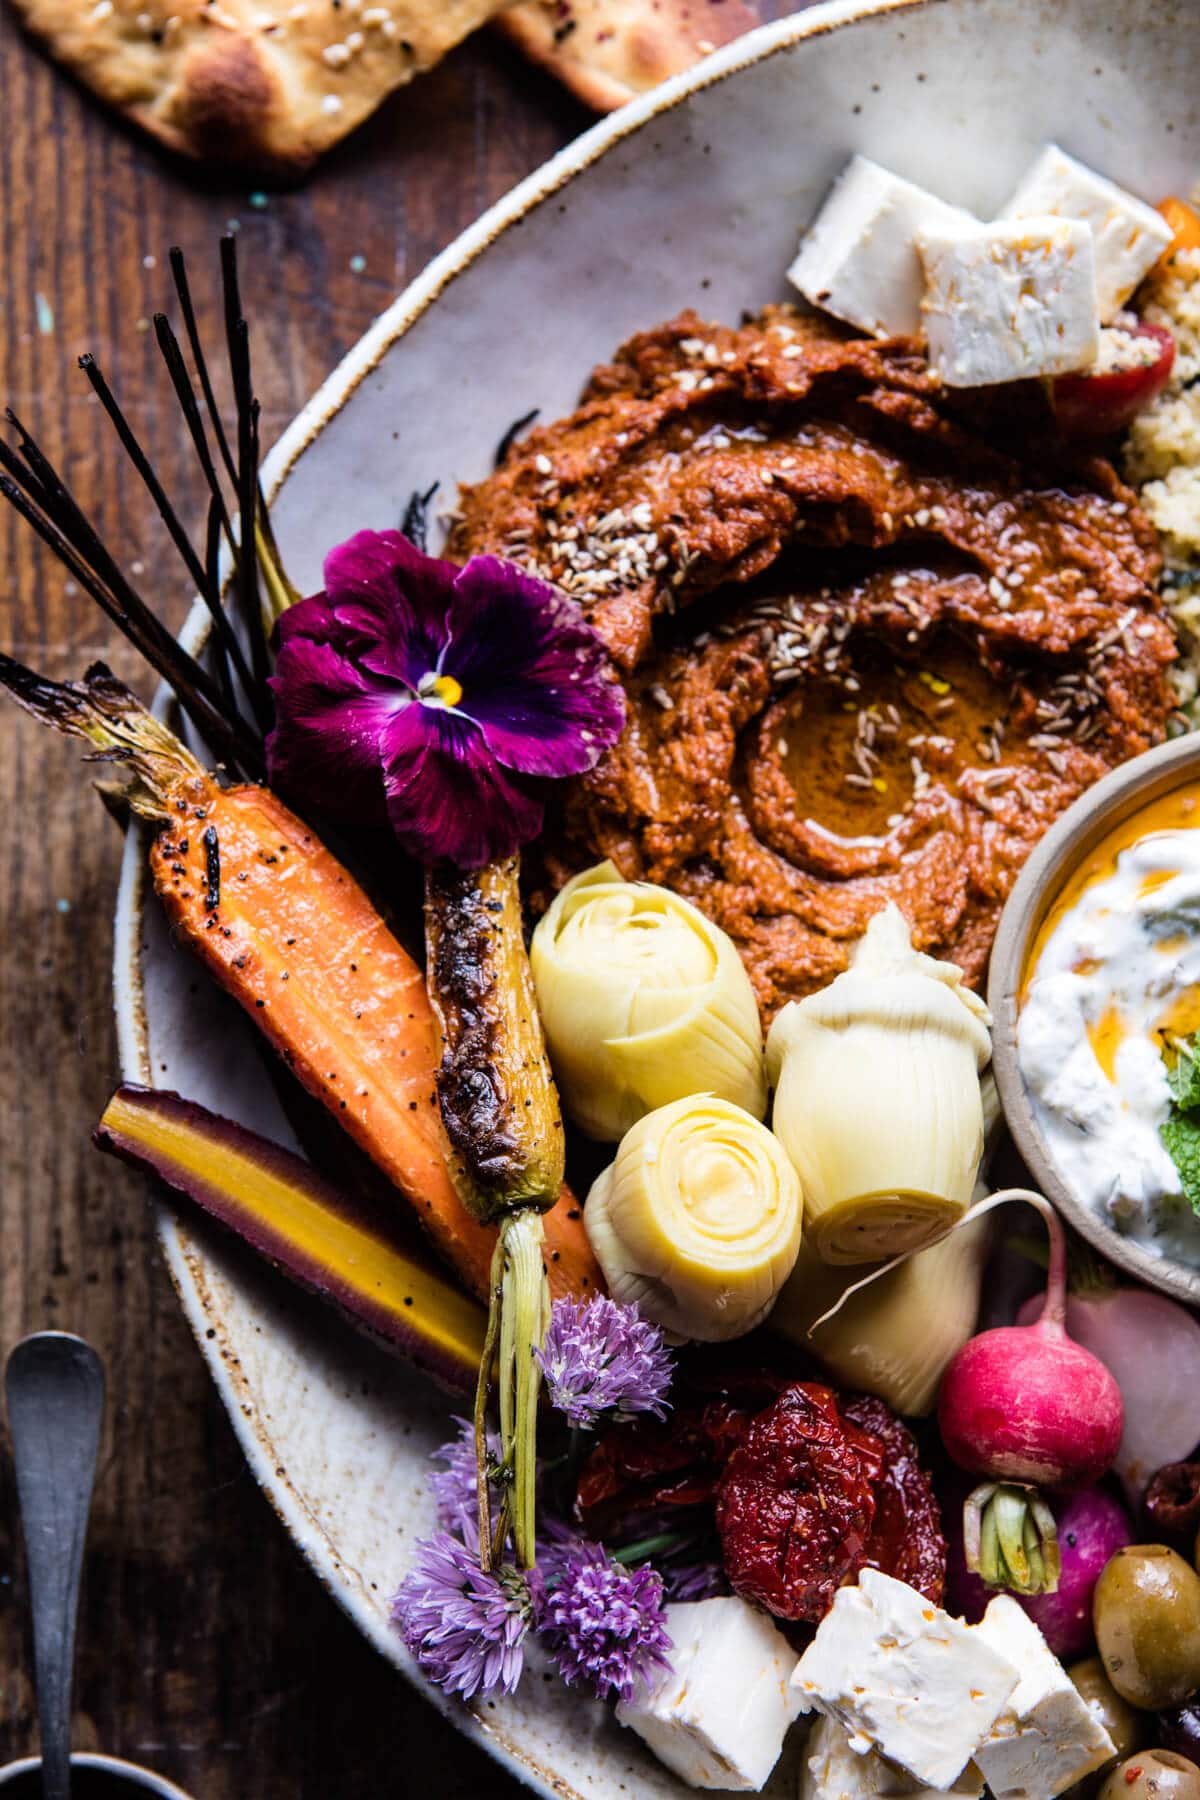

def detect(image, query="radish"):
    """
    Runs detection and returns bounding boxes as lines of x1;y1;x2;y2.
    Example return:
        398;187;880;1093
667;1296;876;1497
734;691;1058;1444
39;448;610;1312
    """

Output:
946;1483;1132;1658
935;1190;1124;1595
939;1191;1124;1489
1019;1487;1132;1659
1017;1283;1200;1505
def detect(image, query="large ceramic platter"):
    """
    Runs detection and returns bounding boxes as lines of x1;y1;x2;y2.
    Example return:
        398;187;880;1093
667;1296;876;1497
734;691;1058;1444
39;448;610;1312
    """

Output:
112;3;1200;1793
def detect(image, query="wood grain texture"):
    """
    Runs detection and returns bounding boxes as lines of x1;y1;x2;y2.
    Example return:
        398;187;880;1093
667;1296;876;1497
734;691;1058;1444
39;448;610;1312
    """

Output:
0;3;793;1793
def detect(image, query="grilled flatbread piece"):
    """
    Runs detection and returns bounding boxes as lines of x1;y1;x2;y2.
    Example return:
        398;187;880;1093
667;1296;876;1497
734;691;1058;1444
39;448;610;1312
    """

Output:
8;0;510;170
497;0;761;112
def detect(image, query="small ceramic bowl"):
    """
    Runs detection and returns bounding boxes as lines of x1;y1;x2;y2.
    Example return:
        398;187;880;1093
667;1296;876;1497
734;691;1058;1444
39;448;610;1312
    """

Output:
989;732;1200;1305
0;1755;194;1798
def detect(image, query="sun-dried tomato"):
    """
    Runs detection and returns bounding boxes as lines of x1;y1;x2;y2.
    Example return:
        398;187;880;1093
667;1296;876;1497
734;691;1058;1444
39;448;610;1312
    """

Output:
576;1399;754;1537
714;1383;879;1622
575;1365;793;1539
841;1394;946;1605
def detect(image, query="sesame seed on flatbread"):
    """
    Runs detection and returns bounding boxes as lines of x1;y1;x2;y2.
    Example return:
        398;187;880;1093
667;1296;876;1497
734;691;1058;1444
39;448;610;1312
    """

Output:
7;0;510;170
495;0;763;113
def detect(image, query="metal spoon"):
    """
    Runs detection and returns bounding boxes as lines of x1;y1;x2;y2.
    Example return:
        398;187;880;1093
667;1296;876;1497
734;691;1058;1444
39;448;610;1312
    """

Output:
5;1333;105;1800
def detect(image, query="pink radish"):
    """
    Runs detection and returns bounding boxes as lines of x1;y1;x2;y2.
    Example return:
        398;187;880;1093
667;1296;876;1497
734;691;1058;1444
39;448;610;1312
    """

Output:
1016;1282;1200;1503
946;1482;1132;1657
938;1191;1124;1489
1020;1486;1132;1658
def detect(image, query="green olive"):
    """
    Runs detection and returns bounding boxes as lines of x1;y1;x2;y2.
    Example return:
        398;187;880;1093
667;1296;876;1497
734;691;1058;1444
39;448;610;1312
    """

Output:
1098;1751;1200;1800
1069;1656;1148;1761
1094;1546;1200;1711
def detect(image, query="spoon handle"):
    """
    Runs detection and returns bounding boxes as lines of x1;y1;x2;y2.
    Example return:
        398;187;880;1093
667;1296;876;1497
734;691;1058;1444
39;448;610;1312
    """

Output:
5;1333;105;1800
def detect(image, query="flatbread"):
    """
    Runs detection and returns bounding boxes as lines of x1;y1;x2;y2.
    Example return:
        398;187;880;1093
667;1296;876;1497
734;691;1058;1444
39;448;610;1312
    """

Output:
496;0;762;112
8;0;510;170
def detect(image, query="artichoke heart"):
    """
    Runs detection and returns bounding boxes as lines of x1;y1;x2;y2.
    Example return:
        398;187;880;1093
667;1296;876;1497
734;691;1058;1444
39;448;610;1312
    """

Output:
766;904;991;1265
530;861;766;1141
584;1094;802;1342
772;1213;992;1416
771;1076;1001;1416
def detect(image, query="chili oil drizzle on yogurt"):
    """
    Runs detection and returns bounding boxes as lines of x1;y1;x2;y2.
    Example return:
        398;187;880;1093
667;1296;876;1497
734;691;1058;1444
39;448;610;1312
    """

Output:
1019;782;1200;1263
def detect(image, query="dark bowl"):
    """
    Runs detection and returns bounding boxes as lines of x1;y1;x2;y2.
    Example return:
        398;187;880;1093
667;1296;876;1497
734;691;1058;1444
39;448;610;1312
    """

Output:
0;1756;194;1798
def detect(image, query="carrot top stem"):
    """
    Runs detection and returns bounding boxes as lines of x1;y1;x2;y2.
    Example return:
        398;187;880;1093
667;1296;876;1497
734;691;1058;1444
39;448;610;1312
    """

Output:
0;656;209;821
475;1231;507;1572
495;1208;550;1570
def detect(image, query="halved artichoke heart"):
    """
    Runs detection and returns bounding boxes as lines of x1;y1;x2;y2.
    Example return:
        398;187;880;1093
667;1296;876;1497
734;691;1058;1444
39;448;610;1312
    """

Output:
767;905;992;1265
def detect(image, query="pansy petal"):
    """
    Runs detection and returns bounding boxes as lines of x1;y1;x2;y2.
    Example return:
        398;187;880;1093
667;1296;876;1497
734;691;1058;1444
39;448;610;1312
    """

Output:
266;634;403;823
444;556;626;779
323;529;458;690
378;700;544;868
274;590;342;651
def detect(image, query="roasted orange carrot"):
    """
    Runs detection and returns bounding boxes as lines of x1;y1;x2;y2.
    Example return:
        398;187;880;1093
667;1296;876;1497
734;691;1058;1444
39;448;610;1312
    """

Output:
1;657;603;1306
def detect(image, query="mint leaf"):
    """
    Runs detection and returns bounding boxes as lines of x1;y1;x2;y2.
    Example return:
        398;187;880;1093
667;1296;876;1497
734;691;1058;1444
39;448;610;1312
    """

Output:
1161;1110;1200;1216
1168;1034;1200;1110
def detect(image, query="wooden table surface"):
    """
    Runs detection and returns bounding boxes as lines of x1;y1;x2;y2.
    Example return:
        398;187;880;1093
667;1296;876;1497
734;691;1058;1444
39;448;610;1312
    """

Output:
0;7;786;1793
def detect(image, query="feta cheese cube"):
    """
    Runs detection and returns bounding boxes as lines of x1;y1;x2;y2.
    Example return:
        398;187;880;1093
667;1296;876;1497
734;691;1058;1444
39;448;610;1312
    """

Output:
917;216;1099;386
973;1596;1115;1800
1001;144;1173;321
790;1569;1019;1790
801;1714;985;1800
788;155;977;338
615;1596;802;1791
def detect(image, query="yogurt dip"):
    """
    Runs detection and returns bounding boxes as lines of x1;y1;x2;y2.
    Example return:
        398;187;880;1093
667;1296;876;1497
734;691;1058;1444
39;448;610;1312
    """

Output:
1019;782;1200;1264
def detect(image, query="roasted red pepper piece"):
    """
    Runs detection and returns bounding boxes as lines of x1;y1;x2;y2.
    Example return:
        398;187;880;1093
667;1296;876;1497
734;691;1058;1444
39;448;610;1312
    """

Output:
1053;322;1175;439
715;1383;879;1622
841;1394;946;1605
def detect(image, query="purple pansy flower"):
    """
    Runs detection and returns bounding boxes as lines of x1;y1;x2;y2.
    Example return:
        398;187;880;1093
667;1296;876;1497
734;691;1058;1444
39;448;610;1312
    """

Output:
392;1530;539;1700
536;1295;674;1430
266;530;625;868
538;1524;673;1704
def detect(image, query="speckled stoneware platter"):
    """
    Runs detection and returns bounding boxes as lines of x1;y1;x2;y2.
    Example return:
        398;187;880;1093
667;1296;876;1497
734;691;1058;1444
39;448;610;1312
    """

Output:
112;2;1200;1791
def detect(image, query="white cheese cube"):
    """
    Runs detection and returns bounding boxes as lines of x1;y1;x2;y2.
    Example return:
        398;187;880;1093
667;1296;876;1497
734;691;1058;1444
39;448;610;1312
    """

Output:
801;1714;985;1800
917;216;1100;386
616;1596;802;1791
790;1569;1019;1790
788;155;977;338
1001;143;1173;321
973;1596;1115;1800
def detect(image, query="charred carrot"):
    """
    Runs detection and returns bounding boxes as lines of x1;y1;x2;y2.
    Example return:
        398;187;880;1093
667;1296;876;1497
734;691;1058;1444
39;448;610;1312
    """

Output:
0;656;603;1307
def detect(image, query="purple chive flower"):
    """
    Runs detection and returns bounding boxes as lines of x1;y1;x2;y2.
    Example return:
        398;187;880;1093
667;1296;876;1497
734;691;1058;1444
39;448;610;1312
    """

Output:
536;1294;674;1429
661;1560;727;1604
430;1417;503;1537
266;530;625;868
538;1526;673;1704
392;1531;538;1701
